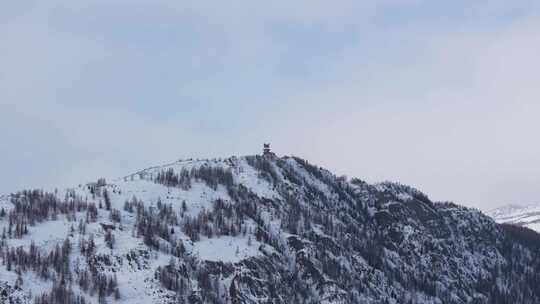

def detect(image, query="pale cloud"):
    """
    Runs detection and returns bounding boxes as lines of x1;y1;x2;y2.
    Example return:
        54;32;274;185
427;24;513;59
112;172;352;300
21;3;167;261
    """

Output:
270;15;540;209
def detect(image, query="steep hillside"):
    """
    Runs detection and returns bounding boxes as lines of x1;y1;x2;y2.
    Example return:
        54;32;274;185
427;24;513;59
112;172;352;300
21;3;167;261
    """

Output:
1;155;540;304
487;203;540;232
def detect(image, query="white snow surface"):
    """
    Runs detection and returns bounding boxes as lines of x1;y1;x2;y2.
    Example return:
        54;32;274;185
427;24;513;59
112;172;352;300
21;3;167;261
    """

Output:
486;203;540;232
0;157;274;303
192;235;262;263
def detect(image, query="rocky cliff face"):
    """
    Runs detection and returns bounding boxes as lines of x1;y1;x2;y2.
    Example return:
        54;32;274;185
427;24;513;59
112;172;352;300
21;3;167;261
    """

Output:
1;155;540;304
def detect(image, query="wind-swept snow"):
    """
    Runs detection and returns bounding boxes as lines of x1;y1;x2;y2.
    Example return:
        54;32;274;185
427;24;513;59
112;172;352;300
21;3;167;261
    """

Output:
192;235;261;263
487;203;540;232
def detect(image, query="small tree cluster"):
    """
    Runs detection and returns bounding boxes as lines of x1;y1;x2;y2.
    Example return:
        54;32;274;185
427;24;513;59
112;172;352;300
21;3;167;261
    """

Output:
9;190;93;227
245;155;279;184
155;168;191;190
104;230;115;250
154;166;234;191
135;200;178;250
1;239;71;279
34;279;88;304
109;209;121;224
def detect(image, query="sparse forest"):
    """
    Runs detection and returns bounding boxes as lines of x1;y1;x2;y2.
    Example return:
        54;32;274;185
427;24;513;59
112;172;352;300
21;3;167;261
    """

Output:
1;157;540;304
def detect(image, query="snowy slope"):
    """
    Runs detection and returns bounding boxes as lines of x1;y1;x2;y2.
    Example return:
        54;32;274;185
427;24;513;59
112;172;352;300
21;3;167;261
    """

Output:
2;155;540;304
0;157;269;304
486;203;540;232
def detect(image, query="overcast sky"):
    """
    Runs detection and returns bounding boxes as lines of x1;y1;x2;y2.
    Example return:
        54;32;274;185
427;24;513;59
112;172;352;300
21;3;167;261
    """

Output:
2;1;540;210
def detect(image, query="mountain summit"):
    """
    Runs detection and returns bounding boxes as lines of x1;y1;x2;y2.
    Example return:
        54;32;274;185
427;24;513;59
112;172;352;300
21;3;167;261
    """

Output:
1;155;540;304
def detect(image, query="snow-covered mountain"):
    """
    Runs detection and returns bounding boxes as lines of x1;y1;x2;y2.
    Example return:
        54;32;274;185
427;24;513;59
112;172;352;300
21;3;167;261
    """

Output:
1;154;540;304
487;203;540;232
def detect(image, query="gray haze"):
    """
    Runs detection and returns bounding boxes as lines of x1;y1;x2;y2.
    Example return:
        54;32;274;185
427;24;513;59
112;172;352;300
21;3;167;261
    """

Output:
1;1;540;210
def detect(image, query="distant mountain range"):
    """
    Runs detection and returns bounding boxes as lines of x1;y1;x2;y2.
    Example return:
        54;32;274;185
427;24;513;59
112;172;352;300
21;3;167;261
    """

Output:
486;203;540;232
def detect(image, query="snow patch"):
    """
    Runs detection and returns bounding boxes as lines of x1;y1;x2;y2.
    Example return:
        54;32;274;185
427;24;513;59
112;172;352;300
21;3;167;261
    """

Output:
192;235;261;263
